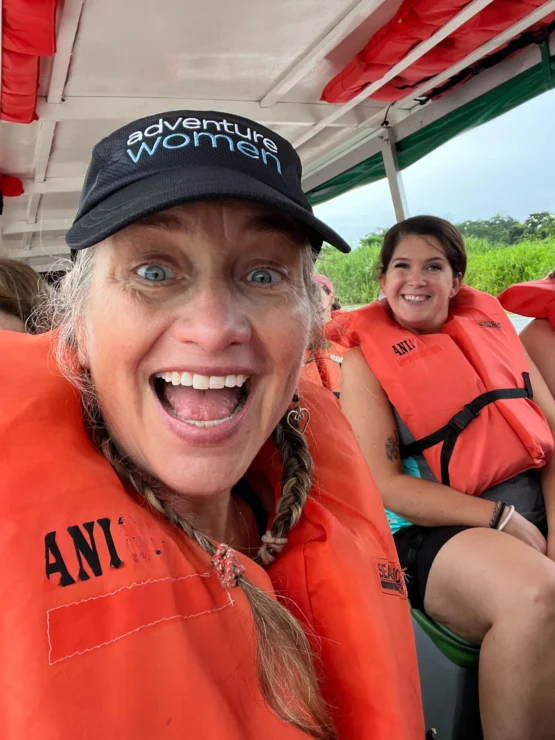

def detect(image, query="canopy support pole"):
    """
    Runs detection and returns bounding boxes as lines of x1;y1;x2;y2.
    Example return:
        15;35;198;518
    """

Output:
380;127;408;223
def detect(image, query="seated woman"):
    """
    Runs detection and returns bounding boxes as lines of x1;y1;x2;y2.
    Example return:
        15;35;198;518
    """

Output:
0;257;48;332
301;275;345;395
314;273;342;321
339;216;555;740
0;111;424;739
499;270;555;399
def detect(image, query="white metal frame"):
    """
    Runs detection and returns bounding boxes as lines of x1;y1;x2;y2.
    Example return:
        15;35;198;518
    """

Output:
35;97;373;125
301;0;555;216
379;128;408;222
302;31;555;191
292;0;498;148
20;0;84;254
47;0;84;105
354;0;555;139
260;0;388;108
2;0;554;265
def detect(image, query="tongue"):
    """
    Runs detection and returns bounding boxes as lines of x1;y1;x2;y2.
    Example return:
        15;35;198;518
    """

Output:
164;385;241;421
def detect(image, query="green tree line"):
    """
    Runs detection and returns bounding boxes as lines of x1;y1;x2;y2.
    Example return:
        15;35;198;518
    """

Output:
316;212;555;306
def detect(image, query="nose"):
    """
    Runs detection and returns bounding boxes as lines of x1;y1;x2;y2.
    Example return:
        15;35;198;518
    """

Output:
172;278;252;354
406;267;427;286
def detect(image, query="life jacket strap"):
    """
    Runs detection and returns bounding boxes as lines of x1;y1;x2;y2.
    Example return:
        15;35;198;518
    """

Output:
401;372;533;487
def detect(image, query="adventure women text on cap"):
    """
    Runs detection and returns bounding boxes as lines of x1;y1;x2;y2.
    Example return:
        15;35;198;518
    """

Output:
66;110;351;254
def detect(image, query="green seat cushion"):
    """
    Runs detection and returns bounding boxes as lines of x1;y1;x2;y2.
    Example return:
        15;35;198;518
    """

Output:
412;608;480;668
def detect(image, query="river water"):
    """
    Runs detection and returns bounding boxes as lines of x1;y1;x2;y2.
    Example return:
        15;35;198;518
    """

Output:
509;314;533;333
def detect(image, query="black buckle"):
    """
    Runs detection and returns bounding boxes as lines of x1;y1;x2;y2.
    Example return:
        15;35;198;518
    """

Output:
523;371;533;399
449;404;478;432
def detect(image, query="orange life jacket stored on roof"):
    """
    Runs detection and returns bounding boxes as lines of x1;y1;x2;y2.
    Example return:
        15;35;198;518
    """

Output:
498;278;555;330
321;0;555;104
330;286;553;494
301;340;345;396
0;330;424;740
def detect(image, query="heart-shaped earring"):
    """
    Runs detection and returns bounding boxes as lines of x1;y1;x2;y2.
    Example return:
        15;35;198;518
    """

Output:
287;405;311;434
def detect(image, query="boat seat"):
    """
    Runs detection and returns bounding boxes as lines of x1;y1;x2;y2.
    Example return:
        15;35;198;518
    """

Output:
413;610;483;739
411;608;480;668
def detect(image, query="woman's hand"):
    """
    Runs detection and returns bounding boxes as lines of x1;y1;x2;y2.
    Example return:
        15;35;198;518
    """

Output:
503;511;547;555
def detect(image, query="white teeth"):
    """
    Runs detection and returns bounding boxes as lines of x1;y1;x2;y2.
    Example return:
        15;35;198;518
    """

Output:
156;372;249;388
190;417;229;428
209;376;226;389
192;374;210;390
403;295;428;302
180;371;193;386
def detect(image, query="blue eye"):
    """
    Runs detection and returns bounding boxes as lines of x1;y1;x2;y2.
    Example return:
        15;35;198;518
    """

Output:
246;268;281;285
136;264;175;281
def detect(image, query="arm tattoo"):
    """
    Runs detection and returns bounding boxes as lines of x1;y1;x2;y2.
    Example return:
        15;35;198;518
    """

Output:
385;434;400;461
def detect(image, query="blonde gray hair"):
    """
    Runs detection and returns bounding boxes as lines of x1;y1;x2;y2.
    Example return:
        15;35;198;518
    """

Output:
45;237;335;738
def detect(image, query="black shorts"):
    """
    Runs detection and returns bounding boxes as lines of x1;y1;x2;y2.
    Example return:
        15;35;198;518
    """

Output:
394;469;547;612
394;524;470;611
395;516;549;612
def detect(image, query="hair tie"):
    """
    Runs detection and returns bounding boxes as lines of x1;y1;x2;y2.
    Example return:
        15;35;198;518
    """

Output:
258;531;289;566
210;543;245;589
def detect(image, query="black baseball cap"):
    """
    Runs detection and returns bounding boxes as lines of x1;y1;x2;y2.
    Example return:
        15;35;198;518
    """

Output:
66;109;351;253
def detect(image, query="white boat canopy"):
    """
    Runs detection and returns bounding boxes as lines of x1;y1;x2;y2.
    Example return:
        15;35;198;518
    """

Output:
1;0;554;271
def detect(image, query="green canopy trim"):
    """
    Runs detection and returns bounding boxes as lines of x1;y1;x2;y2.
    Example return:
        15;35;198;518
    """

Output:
307;43;555;206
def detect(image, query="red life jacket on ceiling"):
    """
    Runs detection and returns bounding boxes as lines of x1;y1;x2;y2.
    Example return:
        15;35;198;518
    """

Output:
322;0;555;104
327;286;553;494
498;278;555;330
0;329;424;740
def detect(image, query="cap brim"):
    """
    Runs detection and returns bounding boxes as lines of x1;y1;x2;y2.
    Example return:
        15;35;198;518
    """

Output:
66;166;351;253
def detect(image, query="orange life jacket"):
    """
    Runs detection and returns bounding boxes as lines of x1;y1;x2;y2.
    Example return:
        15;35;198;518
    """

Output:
301;340;345;396
498;278;555;330
0;330;424;740
330;286;553;494
321;0;555;104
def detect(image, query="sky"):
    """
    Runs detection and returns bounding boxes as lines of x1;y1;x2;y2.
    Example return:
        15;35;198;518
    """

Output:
314;87;555;248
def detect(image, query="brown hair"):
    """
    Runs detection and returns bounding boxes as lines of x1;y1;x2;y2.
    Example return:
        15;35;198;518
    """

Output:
0;258;49;332
43;234;335;739
379;215;467;277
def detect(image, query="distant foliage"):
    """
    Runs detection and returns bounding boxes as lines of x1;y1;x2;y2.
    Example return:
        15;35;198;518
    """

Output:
316;212;555;306
457;212;555;244
457;215;525;245
317;243;381;305
465;240;555;295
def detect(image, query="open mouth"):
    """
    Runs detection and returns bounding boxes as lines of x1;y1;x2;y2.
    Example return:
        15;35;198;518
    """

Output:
152;371;251;428
401;294;430;303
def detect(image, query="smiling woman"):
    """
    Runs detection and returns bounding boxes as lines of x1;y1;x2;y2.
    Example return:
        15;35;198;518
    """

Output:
338;216;555;740
0;110;424;740
67;203;314;502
